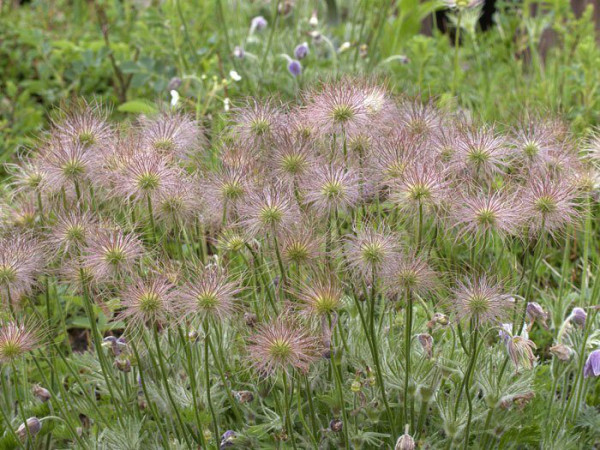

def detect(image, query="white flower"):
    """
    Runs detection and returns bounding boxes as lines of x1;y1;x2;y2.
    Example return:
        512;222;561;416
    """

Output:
224;98;230;112
338;42;351;53
170;90;180;107
229;70;242;82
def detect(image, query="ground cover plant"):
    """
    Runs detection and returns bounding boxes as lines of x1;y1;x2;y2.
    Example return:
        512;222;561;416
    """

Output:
0;79;599;449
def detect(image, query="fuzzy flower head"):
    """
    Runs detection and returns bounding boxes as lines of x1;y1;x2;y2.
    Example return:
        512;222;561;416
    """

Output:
140;111;205;161
452;190;522;239
5;157;48;195
117;277;176;329
451;276;509;327
49;210;97;256
247;314;321;375
0;319;43;363
506;335;537;372
280;225;322;266
522;177;579;236
238;186;299;237
346;226;397;279
51;101;113;149
398;99;443;138
115;151;178;202
272;131;315;183
0;234;44;301
232;99;282;149
297;276;344;316
383;254;437;297
584;349;600;378
390;163;447;213
83;229;143;284
510;119;558;169
179;265;240;322
371;134;420;186
154;177;200;228
40;140;94;191
451;126;509;178
303;81;368;137
302;165;360;213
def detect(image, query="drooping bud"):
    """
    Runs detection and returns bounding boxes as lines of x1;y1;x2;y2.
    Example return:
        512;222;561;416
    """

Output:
115;358;131;373
417;333;433;358
570;307;587;327
17;417;42;441
309;10;318;27
32;385;51;402
584;349;600;378
526;302;548;328
233;390;254;403
294;42;309;60
549;344;573;361
233;46;245;59
329;419;343;432
395;425;415;450
220;430;237;449
288;60;302;77
250;16;267;32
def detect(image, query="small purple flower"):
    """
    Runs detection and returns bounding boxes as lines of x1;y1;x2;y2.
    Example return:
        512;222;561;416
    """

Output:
584;349;600;378
288;60;302;77
570;307;587;327
294;42;309;60
220;430;237;449
251;16;267;32
233;46;245;59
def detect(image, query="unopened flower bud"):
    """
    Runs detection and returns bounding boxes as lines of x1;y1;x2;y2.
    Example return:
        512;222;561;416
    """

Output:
244;312;257;328
294;42;309;60
17;417;41;441
32;385;51;402
250;16;267;32
570;307;587;327
309;10;318;27
417;333;433;358
526;302;548;328
188;330;199;342
220;430;236;448
359;44;368;58
233;46;245;59
115;358;131;373
395;425;415;450
351;380;362;392
167;77;182;91
329;419;343;432
233;390;254;403
584;349;600;378
288;60;302;77
550;344;573;361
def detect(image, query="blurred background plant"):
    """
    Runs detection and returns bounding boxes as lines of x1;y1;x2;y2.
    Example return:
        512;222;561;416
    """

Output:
2;0;599;164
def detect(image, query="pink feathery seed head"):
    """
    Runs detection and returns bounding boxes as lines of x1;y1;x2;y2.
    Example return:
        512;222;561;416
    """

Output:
345;225;398;279
5;155;49;195
302;80;369;138
509;118;558;169
154;175;202;228
39;138;95;190
0;233;45;303
450;275;510;327
203;166;253;221
6;196;39;231
216;227;250;254
397;98;444;138
232;98;284;150
521;176;580;237
117;276;177;330
370;133;422;188
450;125;510;179
114;150;179;202
83;228;144;284
0;318;44;363
507;335;537;372
296;273;344;317
247;313;321;375
88;132;144;191
280;223;322;267
390;162;448;213
383;253;437;297
237;185;300;237
178;264;241;322
540;142;582;179
51;100;114;149
302;164;360;214
272;130;316;183
452;190;524;240
139;109;206;161
429;121;463;163
48;210;98;257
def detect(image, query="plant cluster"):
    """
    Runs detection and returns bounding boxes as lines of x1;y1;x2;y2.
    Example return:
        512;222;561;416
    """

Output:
0;80;599;448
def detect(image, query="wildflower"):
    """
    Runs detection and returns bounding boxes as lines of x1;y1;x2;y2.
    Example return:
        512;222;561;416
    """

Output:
427;312;449;328
510;119;557;169
521;177;579;237
526;301;548;328
102;336;128;356
224;98;231;112
154;177;200;228
170;90;180;107
384;254;438;298
338;42;351;53
115;151;179;202
569;307;587;327
329;419;343;432
417;333;434;358
398;98;442;138
451;276;509;327
83;229;143;283
272;131;315;183
140;110;204;160
179;265;240;322
16;417;42;441
167;77;182;90
303;80;369;137
238;186;299;237
233;391;254;403
294;42;309;60
49;210;97;256
390;163;447;214
395;425;416;450
233;99;282;148
233;46;245;59
0;234;44;301
5;156;48;195
247;314;320;375
0;320;42;363
230;70;242;82
117;277;176;329
52;101;113;148
506;335;537;371
371;134;420;186
250;16;267;32
309;10;318;27
302;165;360;213
288;59;302;77
583;349;600;378
32;385;51;402
297;275;344;316
452;190;522;239
549;344;573;361
40;140;94;191
280;225;321;266
115;358;131;372
217;228;248;254
451;126;509;178
346;226;397;279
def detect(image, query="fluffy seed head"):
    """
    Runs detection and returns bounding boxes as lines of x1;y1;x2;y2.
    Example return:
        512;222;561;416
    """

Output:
0;234;44;301
346;226;397;278
83;229;143;284
280;225;321;266
0;319;43;363
297;276;344;316
140;110;205;161
49;210;97;256
115;151;178;202
117;277;176;329
451;276;509;327
507;336;537;372
51;101;113;148
390;163;447;212
40;140;94;190
302;165;360;213
238;186;299;237
383;254;437;297
451;126;509;178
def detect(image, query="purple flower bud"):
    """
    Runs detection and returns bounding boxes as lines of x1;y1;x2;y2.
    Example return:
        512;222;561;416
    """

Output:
288;60;302;77
251;16;267;31
220;430;236;449
294;42;309;60
584;349;600;378
570;307;587;327
233;46;245;59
